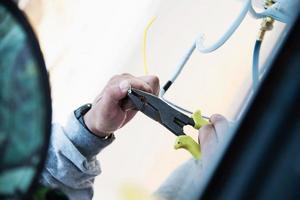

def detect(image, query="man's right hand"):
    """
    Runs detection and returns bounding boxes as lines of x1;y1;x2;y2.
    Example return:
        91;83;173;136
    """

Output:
84;73;160;138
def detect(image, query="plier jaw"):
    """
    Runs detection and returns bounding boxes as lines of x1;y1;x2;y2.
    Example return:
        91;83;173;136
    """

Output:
127;88;195;136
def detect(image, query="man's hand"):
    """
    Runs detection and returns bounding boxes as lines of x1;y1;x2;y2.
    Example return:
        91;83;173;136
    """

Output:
198;114;229;164
84;73;160;137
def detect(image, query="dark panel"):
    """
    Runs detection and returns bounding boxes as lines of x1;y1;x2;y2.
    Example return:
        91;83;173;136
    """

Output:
200;12;300;200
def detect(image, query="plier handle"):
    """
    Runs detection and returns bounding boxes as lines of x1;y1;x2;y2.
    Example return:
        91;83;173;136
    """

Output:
128;88;211;160
127;88;195;136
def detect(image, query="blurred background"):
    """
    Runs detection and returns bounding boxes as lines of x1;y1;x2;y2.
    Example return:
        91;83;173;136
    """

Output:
19;0;285;199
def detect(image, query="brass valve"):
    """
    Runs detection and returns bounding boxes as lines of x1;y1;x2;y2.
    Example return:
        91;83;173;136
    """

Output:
257;0;276;41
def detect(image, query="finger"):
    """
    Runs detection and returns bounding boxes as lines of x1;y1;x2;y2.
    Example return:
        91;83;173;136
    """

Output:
210;114;229;142
120;75;159;110
119;76;159;127
106;73;135;90
98;75;129;104
119;75;159;126
100;84;126;113
107;74;155;97
120;110;138;128
93;91;126;131
128;77;153;93
107;78;153;102
138;75;160;95
120;73;133;77
198;124;219;162
198;124;218;147
120;97;136;111
103;81;129;104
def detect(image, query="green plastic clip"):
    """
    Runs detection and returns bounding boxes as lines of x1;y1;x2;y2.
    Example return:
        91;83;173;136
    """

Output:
173;110;209;160
192;110;209;129
174;135;201;160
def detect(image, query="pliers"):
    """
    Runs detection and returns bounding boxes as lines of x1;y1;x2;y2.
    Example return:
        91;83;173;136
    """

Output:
128;88;195;136
127;88;209;159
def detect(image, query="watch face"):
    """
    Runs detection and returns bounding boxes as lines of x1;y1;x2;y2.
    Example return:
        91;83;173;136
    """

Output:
0;1;51;199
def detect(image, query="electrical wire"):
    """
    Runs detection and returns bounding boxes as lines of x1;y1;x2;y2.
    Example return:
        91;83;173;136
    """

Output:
159;42;210;118
196;0;251;53
252;0;275;90
159;42;196;97
162;96;193;115
252;40;262;89
142;0;269;119
143;16;156;75
142;17;207;117
159;0;252;115
161;0;252;96
249;1;267;19
159;42;200;116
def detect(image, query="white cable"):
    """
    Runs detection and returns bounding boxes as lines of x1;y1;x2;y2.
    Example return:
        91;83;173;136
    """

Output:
160;0;252;98
159;42;196;97
159;0;270;117
249;1;267;19
249;0;299;23
170;42;196;83
196;0;251;53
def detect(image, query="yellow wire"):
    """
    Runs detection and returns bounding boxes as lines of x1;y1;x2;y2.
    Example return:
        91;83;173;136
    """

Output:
143;16;156;75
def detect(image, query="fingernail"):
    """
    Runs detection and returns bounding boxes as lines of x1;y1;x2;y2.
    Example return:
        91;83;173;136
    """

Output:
119;80;130;93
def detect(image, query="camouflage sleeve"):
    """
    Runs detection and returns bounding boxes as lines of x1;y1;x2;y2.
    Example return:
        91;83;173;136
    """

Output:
39;113;115;200
1;4;114;199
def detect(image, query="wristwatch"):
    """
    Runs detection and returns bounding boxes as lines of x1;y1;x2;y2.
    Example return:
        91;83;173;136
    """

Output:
74;103;113;139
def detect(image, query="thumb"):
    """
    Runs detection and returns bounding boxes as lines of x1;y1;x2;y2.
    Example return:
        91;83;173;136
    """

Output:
106;80;130;103
119;80;131;95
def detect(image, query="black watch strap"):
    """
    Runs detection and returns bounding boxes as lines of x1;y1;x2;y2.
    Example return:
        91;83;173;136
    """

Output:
74;103;92;122
74;103;113;139
74;103;92;128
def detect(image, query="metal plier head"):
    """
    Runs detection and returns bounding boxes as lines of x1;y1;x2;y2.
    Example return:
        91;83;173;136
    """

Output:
127;88;195;136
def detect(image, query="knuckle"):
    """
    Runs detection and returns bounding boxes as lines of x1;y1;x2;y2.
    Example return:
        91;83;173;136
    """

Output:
151;75;160;86
210;114;226;123
110;75;120;82
120;73;133;77
103;85;117;98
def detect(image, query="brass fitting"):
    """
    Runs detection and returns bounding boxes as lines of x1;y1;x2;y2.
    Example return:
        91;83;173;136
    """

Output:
257;0;276;41
264;0;275;8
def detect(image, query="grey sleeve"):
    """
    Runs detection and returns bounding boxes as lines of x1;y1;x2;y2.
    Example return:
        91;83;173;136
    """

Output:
153;159;203;200
154;127;226;200
39;113;115;200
